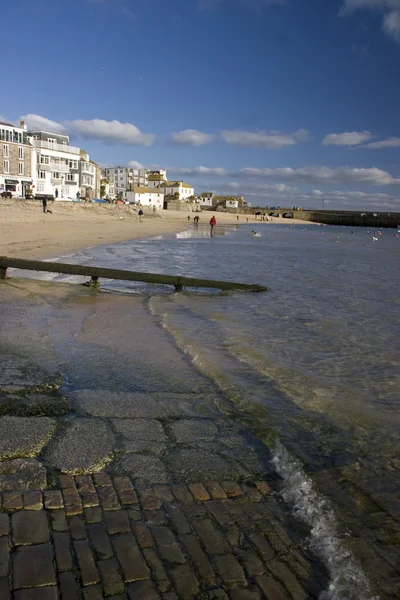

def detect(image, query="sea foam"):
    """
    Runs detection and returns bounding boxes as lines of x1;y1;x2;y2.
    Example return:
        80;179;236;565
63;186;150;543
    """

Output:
272;442;379;600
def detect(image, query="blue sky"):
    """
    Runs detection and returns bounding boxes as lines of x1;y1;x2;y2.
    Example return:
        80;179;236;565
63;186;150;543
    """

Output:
2;0;400;209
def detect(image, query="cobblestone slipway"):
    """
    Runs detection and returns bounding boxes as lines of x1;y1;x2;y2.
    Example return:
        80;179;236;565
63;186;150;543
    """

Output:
0;473;329;599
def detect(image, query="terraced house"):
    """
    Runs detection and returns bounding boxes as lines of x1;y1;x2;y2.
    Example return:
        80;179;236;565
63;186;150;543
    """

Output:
0;120;34;198
28;128;81;200
80;150;101;200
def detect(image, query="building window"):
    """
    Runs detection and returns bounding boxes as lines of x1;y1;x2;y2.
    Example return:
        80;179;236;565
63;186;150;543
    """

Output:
18;147;24;160
32;135;39;141
3;145;9;158
68;160;78;169
18;162;24;175
38;171;46;179
48;138;56;147
65;173;75;182
37;183;44;192
40;155;50;165
52;172;61;179
3;160;9;173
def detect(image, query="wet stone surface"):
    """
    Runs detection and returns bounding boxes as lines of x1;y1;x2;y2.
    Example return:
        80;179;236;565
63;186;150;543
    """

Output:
112;419;167;455
0;474;333;599
0;417;56;460
0;356;57;391
45;418;115;474
0;459;47;492
113;454;169;484
72;390;222;419
0;393;70;417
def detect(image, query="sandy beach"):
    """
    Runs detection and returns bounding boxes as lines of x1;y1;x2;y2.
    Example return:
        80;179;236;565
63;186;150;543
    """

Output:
0;200;311;260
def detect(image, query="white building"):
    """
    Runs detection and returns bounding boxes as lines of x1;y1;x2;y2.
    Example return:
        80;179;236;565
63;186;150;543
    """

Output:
226;198;239;209
126;187;164;209
198;192;214;207
28;129;81;199
158;181;194;201
0;120;35;198
102;167;148;198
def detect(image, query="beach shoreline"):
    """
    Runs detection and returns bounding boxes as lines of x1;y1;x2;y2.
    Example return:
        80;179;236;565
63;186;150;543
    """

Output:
0;200;313;261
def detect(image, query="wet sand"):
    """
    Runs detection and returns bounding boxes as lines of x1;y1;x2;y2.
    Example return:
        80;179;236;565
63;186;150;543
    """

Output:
0;200;311;260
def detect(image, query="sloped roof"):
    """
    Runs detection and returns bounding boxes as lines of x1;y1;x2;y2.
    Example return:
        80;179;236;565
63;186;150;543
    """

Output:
132;187;164;194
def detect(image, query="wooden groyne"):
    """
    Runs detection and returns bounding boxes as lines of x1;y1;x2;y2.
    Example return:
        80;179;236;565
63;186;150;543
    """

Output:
0;257;268;293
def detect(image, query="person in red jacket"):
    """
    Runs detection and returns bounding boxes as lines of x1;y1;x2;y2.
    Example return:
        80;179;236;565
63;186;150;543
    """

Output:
210;215;216;233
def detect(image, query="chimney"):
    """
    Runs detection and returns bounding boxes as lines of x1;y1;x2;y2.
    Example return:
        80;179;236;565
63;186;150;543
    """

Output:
20;120;27;130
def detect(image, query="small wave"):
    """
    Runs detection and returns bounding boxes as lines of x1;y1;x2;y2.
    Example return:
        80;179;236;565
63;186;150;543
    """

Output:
272;442;378;600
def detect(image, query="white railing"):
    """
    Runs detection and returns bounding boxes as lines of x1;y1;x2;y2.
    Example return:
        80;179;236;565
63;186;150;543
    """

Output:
51;163;69;173
31;140;80;155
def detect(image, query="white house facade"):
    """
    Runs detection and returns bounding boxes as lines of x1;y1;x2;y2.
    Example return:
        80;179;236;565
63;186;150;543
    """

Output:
126;187;164;209
28;129;81;199
198;192;214;207
158;181;194;200
226;199;239;209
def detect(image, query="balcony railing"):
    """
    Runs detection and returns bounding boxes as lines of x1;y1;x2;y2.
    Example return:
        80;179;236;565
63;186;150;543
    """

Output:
31;140;80;155
51;163;69;173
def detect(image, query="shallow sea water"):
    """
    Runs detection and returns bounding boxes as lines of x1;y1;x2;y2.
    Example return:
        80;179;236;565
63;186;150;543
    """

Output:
4;222;400;599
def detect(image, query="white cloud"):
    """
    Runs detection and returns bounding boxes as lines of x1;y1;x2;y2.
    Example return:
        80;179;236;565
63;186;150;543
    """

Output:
383;9;400;39
361;136;400;148
221;128;309;149
322;130;373;146
169;164;400;186
20;114;154;146
239;165;399;185
341;1;400;42
169;129;215;146
66;119;154;146
127;160;145;169
169;166;228;176
21;114;66;134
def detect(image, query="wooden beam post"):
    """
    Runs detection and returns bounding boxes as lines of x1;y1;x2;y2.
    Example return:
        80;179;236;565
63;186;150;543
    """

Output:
0;266;7;279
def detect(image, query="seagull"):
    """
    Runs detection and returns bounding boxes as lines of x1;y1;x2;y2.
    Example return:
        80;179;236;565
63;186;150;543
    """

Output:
372;236;378;241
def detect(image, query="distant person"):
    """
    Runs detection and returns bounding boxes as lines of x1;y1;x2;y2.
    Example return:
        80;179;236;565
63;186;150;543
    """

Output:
187;215;191;222
138;208;143;222
42;197;47;213
237;215;239;221
210;215;216;233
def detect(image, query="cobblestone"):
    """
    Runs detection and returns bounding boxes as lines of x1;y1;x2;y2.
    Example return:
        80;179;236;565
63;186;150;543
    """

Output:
59;571;81;599
12;510;49;545
132;521;154;548
23;491;43;510
170;564;200;598
215;554;247;587
13;543;56;588
88;522;114;560
53;531;73;571
0;474;333;598
98;558;125;595
113;533;150;582
74;539;100;585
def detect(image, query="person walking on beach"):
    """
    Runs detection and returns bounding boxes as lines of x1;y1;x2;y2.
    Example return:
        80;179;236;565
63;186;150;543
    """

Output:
42;197;47;213
210;215;216;234
138;208;143;222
